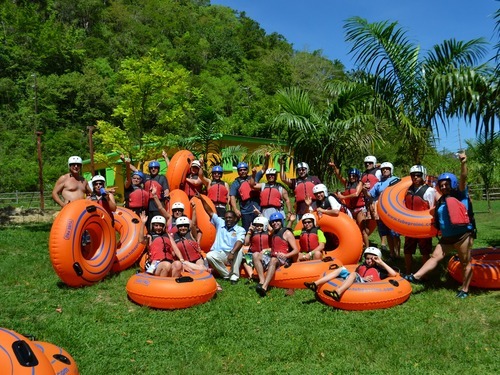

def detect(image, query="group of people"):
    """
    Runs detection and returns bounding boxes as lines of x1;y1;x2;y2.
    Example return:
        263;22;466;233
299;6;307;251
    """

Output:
51;150;475;299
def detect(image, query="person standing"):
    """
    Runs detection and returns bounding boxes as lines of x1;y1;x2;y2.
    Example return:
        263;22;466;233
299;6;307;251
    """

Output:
249;168;292;221
203;165;230;217
229;162;262;231
52;156;92;207
403;165;436;273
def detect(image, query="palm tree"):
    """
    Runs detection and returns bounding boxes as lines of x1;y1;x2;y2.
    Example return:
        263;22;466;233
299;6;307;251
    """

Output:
344;17;489;163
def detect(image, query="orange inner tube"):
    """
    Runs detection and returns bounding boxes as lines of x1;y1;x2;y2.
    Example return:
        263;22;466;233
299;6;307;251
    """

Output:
33;341;79;375
269;258;343;289
447;247;500;289
166;150;195;190
190;195;217;252
126;270;217;309
112;207;146;273
317;265;412;310
378;176;438;238
168;189;192;218
49;200;116;287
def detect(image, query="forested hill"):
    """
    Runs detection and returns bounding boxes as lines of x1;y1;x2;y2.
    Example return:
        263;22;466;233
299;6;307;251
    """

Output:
0;0;344;192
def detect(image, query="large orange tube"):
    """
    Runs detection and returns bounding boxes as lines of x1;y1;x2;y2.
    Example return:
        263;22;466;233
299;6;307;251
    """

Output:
112;207;146;273
166;150;196;190
448;247;500;289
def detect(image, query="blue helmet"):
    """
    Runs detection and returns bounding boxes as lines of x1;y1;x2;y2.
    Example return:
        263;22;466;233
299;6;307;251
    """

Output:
212;165;223;173
437;172;458;190
132;171;145;181
348;168;361;178
148;160;160;170
269;212;285;223
237;162;249;170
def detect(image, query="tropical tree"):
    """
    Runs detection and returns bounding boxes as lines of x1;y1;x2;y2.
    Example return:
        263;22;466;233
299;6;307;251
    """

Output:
344;16;489;164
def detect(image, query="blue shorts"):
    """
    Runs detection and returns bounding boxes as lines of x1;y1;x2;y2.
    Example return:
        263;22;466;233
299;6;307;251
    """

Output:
338;266;365;283
377;220;400;237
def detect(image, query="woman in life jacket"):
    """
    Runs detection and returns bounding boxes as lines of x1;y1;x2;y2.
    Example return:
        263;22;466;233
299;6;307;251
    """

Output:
172;216;207;271
305;247;397;301
404;152;474;299
88;175;117;218
183;160;204;199
242;216;271;282
125;169;149;216
139;213;184;277
202;165;230;217
330;164;369;248
293;213;326;261
304;184;343;217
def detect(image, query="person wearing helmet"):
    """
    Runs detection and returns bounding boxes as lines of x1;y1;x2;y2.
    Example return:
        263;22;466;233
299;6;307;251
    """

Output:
196;193;246;284
254;211;299;297
202;165;230;217
52;156;92;207
305;246;397;301
182;159;204;199
242;216;271;282
279;158;322;222
403;165;437;273
88;175;117;215
405;151;474;298
305;184;344;217
292;213;326;261
121;154;149;216
229;153;270;230
249;167;292;222
364;162;401;260
138;212;184;277
167;201;186;233
171;216;206;270
360;155;382;239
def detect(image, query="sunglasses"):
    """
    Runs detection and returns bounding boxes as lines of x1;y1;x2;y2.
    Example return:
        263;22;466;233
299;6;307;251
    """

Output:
411;173;423;178
270;220;281;224
172;209;184;213
364;162;374;165
69;163;81;167
302;220;313;225
150;166;159;170
238;168;248;172
93;182;104;186
177;224;189;228
297;168;307;171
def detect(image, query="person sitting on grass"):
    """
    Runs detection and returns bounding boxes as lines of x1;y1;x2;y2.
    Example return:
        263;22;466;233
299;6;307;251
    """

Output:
139;213;184;278
254;212;299;297
304;247;397;301
243;216;271;283
293;213;325;261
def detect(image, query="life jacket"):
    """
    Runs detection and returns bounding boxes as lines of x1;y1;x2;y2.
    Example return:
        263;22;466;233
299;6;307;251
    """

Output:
173;232;201;262
433;191;476;239
405;184;430;211
298;227;320;252
149;233;174;262
294;177;316;203
260;184;283;208
236;177;260;201
343;181;365;209
313;196;349;215
207;180;228;204
183;173;202;199
271;228;292;256
89;194;114;219
361;168;379;189
144;176;166;200
356;264;383;281
127;186;149;209
249;232;271;253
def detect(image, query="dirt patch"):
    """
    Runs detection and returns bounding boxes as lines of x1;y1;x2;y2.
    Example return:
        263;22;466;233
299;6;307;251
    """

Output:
0;206;57;225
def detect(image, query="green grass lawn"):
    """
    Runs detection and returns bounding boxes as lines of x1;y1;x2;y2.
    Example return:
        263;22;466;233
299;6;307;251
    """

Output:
0;201;498;374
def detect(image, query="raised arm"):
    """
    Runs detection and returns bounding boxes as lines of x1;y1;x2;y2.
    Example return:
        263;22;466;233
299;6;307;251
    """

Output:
151;186;170;220
458;151;467;192
373;256;397;277
279;156;293;188
329;160;347;185
121;154;132;189
196;192;215;219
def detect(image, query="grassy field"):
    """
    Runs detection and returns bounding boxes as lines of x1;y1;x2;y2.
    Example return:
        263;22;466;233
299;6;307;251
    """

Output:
0;201;498;374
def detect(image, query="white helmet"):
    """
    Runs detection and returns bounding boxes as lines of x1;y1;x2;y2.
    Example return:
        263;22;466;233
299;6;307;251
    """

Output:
410;165;427;179
91;175;106;186
364;155;377;164
151;216;166;226
380;162;393;174
191;160;201;168
296;162;309;173
253;216;269;227
301;213;316;226
312;183;328;195
265;168;277;175
175;216;191;227
171;202;185;211
68;156;82;167
363;247;382;258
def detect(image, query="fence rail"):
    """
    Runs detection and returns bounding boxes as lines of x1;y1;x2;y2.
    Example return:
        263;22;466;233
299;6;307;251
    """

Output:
0;185;499;210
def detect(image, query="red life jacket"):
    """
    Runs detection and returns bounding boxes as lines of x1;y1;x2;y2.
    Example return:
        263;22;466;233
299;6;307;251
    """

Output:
260;184;283;208
405;184;430;211
173;232;201;262
183;174;202;199
271;228;292;256
343;181;365;209
149;233;174;262
207;180;228;204
249;232;271;253
144;179;164;200
128;186;149;209
299;227;320;252
361;168;379;189
90;194;114;219
294;177;316;203
356;264;382;281
237;177;259;201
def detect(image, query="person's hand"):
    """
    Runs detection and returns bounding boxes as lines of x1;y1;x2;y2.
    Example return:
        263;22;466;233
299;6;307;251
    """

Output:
372;256;382;265
304;195;312;206
150;185;158;197
252;167;257;175
364;275;374;282
162;150;168;158
458;151;467;163
334;192;344;199
252;205;261;215
265;152;271;159
190;201;196;209
278;253;287;261
328;160;335;168
140;211;147;224
227;252;234;262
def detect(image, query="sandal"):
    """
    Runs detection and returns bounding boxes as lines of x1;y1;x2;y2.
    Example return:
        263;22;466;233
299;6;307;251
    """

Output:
304;282;317;292
324;289;341;301
256;284;267;297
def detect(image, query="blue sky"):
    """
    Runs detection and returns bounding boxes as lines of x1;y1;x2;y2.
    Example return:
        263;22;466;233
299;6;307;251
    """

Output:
211;0;499;152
